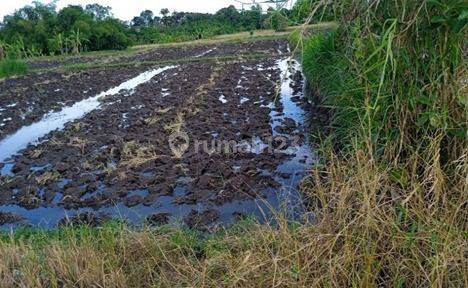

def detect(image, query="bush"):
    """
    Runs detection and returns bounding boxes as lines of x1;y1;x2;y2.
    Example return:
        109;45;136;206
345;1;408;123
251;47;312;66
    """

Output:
0;58;28;78
268;11;289;31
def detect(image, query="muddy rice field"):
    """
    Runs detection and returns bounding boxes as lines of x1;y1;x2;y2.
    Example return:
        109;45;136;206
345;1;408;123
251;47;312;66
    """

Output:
0;39;316;229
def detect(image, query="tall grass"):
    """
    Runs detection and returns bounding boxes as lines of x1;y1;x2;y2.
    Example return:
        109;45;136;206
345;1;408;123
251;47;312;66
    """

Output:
296;0;467;285
0;0;465;286
0;58;28;78
0;41;29;78
299;0;466;152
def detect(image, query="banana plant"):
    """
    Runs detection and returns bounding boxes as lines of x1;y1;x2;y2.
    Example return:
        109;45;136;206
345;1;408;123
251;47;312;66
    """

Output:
0;41;6;60
67;29;89;54
54;33;66;55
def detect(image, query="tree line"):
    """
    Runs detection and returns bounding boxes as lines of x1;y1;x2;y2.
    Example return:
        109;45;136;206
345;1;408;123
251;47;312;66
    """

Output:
0;1;333;58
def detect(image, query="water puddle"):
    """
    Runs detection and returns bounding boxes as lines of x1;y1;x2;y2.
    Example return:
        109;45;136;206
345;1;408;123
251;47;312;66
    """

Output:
195;48;217;58
225;57;315;223
161;88;170;97
240;97;249;104
218;94;228;104
0;66;176;162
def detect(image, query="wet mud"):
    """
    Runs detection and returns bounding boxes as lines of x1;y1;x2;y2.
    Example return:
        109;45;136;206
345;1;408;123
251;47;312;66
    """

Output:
27;39;289;70
0;39;315;229
0;67;147;138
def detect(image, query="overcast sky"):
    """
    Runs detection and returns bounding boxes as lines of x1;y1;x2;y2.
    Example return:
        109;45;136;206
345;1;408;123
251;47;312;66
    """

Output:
0;0;295;22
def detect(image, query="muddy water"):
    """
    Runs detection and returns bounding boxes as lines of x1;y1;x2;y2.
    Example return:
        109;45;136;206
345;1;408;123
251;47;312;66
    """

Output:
215;58;315;223
0;66;176;163
0;55;314;228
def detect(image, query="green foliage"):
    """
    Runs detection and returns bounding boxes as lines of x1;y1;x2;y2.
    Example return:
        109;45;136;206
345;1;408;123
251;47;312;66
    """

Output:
0;3;276;54
267;11;289;31
130;5;268;44
0;2;131;56
289;0;335;24
0;41;34;78
301;0;466;159
0;58;28;78
302;31;363;142
88;19;131;51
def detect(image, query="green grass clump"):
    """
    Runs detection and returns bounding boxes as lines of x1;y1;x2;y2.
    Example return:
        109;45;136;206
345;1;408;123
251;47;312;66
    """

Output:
301;31;363;143
301;0;466;153
0;58;28;78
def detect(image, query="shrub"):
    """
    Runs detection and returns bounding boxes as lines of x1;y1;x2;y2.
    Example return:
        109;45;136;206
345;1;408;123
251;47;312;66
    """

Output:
268;11;289;31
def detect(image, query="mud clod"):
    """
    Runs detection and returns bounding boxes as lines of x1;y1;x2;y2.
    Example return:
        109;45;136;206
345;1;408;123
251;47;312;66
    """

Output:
146;213;170;226
0;212;24;225
184;209;219;230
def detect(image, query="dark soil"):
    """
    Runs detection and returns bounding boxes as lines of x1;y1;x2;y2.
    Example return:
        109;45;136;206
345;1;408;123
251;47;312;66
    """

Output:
0;67;146;138
184;209;219;230
26;39;289;70
0;212;24;225
58;212;108;227
0;39;313;228
146;213;170;226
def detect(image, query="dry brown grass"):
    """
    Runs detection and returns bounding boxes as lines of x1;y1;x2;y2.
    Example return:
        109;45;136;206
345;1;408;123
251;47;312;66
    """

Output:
164;64;220;134
119;141;159;168
0;142;465;287
35;171;60;186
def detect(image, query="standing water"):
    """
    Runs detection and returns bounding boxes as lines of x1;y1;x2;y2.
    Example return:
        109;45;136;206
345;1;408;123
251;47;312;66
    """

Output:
0;66;176;162
213;57;315;224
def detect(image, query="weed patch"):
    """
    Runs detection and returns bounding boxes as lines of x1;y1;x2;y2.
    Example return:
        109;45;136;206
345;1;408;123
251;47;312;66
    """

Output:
0;58;28;78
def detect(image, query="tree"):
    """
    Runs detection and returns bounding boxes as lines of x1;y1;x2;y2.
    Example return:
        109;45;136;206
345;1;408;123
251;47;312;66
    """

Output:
241;5;264;30
85;4;112;20
140;10;154;26
131;16;145;27
215;5;241;26
89;19;132;51
48;32;66;55
67;29;88;54
57;5;90;32
152;16;161;26
0;3;132;55
160;8;170;17
267;11;289;31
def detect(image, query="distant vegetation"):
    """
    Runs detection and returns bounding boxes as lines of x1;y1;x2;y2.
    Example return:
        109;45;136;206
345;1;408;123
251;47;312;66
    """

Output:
0;3;132;57
0;1;333;59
